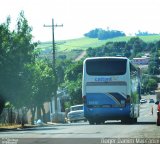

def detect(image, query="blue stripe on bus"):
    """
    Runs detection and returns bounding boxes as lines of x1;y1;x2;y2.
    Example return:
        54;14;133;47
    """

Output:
84;105;130;119
86;93;126;105
85;93;130;119
109;93;126;102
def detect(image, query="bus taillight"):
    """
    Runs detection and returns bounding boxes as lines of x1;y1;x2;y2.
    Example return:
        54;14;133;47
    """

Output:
83;95;86;104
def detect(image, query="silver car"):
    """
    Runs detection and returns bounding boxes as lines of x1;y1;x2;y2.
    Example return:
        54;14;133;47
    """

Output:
67;104;87;123
140;98;147;104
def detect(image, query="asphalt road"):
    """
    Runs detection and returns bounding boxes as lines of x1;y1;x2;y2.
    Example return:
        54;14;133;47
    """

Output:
0;95;160;144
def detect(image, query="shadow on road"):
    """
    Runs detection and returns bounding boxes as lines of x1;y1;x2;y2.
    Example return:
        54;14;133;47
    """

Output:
103;121;156;125
136;121;156;125
65;121;157;126
0;126;59;132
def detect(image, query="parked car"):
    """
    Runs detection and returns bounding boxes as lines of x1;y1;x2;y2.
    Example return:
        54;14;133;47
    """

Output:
149;91;155;95
149;99;155;103
67;104;87;123
140;99;147;104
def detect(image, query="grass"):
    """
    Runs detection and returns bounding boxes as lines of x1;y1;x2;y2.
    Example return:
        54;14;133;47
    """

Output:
0;124;40;130
56;37;107;51
37;37;107;52
137;35;160;42
36;35;160;60
0;124;21;129
104;35;160;43
37;35;160;51
36;37;107;60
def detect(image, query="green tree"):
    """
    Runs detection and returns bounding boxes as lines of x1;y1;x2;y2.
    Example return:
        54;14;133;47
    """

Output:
64;61;83;82
0;11;37;108
0;96;5;115
127;37;146;58
66;78;83;105
148;49;160;75
87;47;96;57
0;17;13;102
142;75;158;93
24;60;56;123
56;59;72;85
64;61;83;105
146;78;157;93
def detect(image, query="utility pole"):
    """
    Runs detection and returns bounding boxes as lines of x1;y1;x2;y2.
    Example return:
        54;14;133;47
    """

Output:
44;18;63;122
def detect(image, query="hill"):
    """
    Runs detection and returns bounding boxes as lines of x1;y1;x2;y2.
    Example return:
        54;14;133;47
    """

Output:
36;35;160;60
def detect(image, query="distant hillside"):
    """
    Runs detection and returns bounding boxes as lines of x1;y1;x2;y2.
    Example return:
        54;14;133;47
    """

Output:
36;35;160;60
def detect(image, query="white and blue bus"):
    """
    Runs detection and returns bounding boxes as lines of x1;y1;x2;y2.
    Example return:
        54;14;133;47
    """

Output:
82;57;141;124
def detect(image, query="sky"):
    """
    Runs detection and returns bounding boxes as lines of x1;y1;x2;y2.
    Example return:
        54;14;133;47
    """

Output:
1;0;160;42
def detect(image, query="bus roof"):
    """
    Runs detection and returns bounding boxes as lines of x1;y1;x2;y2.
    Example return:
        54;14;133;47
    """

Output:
84;56;128;61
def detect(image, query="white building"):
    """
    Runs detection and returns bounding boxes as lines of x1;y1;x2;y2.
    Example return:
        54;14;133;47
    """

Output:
49;89;69;123
132;57;150;65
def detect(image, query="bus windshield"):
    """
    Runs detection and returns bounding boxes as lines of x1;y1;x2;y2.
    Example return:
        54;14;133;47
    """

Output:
86;58;127;76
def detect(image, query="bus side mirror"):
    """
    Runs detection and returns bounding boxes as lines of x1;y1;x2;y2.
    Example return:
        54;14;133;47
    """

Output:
155;101;159;105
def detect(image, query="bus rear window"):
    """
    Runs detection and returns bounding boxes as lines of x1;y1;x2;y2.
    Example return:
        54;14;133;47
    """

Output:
86;58;127;75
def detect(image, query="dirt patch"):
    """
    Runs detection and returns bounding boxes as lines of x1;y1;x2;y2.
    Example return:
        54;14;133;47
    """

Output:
75;51;86;61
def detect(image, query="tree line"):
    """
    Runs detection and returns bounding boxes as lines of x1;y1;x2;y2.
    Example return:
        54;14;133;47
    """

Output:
84;28;125;40
84;28;158;40
135;30;159;36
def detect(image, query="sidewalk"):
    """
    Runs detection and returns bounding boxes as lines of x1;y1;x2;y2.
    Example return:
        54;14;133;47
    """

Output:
0;122;62;132
0;124;37;131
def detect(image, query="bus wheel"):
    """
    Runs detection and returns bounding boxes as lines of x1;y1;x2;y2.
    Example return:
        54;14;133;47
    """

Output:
95;120;104;125
102;121;105;124
84;119;87;122
133;118;137;123
96;121;101;125
128;118;137;124
121;120;126;124
122;118;136;124
89;121;94;125
157;119;160;126
121;118;129;124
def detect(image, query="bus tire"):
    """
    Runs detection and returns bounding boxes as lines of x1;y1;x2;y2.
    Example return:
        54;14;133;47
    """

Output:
128;118;137;124
102;120;105;124
121;118;130;124
89;120;94;125
133;118;137;123
157;119;160;126
95;120;105;125
122;118;136;124
121;119;127;124
84;119;87;122
95;121;101;125
129;118;137;124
